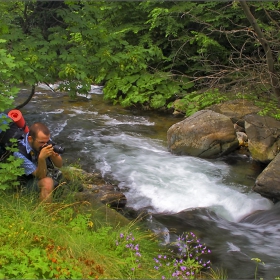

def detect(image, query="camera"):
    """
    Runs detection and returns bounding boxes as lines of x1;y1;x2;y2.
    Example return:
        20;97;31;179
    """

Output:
41;140;65;154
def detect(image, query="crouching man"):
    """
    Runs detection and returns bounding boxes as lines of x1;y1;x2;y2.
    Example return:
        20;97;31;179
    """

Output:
14;122;63;202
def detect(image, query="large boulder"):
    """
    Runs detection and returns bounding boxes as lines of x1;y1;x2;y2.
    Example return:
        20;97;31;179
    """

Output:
245;114;280;163
253;153;280;201
167;110;239;158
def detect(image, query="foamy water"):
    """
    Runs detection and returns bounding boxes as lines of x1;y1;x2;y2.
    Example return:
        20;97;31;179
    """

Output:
91;133;272;222
58;112;273;223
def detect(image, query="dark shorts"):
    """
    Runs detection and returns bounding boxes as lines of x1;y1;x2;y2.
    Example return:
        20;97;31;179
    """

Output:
18;175;40;194
19;170;61;194
25;177;40;193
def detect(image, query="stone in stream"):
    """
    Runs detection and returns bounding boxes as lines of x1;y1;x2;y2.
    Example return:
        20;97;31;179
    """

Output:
167;110;239;158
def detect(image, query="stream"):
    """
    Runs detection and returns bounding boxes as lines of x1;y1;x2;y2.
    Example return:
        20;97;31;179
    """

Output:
16;84;280;279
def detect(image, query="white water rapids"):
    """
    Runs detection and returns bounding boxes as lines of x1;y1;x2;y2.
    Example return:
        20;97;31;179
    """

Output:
45;105;273;223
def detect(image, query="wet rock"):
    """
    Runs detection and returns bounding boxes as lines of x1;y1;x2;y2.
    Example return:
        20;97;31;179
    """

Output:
167;110;239;158
63;167;127;209
84;184;127;209
245;114;280;163
236;132;248;147
253;153;280;201
234;123;245;132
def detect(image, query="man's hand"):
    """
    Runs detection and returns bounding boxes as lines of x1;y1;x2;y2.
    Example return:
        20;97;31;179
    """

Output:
38;144;55;160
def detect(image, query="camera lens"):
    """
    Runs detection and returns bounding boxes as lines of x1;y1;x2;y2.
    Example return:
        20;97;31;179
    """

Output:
53;145;65;154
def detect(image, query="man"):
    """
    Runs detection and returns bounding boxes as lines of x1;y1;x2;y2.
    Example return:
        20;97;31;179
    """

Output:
14;122;63;202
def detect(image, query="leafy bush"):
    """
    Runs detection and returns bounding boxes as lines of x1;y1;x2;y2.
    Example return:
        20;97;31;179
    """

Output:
0;41;25;190
172;89;228;116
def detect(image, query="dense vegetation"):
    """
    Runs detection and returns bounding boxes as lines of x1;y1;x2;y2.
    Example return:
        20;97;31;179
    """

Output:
0;1;280;115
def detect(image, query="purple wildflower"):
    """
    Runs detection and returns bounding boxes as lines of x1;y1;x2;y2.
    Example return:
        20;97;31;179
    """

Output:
180;266;187;271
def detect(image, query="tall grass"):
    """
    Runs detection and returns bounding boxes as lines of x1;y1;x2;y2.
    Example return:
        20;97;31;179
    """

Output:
0;187;213;279
0;191;157;278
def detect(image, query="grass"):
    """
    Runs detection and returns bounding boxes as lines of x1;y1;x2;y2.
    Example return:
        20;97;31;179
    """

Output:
206;267;228;280
0;166;213;279
0;192;156;279
0;190;214;279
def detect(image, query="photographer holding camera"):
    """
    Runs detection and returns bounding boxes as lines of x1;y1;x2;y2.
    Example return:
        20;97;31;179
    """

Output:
14;122;64;203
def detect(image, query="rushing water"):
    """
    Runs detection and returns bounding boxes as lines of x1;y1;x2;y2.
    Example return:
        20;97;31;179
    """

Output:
16;85;280;279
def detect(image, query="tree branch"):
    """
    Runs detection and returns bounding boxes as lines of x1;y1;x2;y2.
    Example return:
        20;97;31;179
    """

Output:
15;84;35;109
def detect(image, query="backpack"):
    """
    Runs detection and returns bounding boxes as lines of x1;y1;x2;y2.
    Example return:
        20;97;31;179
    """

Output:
0;111;28;162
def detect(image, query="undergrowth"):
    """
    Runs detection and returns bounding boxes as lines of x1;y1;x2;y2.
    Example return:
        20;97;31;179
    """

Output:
173;88;280;120
0;190;214;279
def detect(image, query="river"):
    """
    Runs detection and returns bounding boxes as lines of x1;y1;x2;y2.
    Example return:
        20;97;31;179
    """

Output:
16;84;280;279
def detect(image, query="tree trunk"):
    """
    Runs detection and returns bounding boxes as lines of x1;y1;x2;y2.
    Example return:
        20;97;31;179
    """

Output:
239;0;280;106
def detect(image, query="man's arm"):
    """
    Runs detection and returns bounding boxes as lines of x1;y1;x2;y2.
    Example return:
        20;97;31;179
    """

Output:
50;153;63;168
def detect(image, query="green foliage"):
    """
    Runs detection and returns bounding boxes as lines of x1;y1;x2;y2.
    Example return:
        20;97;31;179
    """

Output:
1;1;280;112
235;91;280;120
103;70;187;109
1;1;230;109
0;140;24;190
0;40;20;113
255;99;280;120
173;89;228;117
0;39;24;190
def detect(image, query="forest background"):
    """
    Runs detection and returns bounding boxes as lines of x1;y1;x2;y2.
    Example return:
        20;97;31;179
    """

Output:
1;1;280;116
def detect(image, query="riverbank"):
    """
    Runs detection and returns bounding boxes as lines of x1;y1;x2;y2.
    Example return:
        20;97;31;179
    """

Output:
0;183;214;279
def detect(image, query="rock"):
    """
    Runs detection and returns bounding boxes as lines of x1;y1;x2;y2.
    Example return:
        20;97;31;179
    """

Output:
236;132;248;146
62;166;127;209
209;99;260;127
253;153;280;201
84;184;127;209
234;123;245;132
167;110;239;158
74;191;130;227
245;114;280;163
